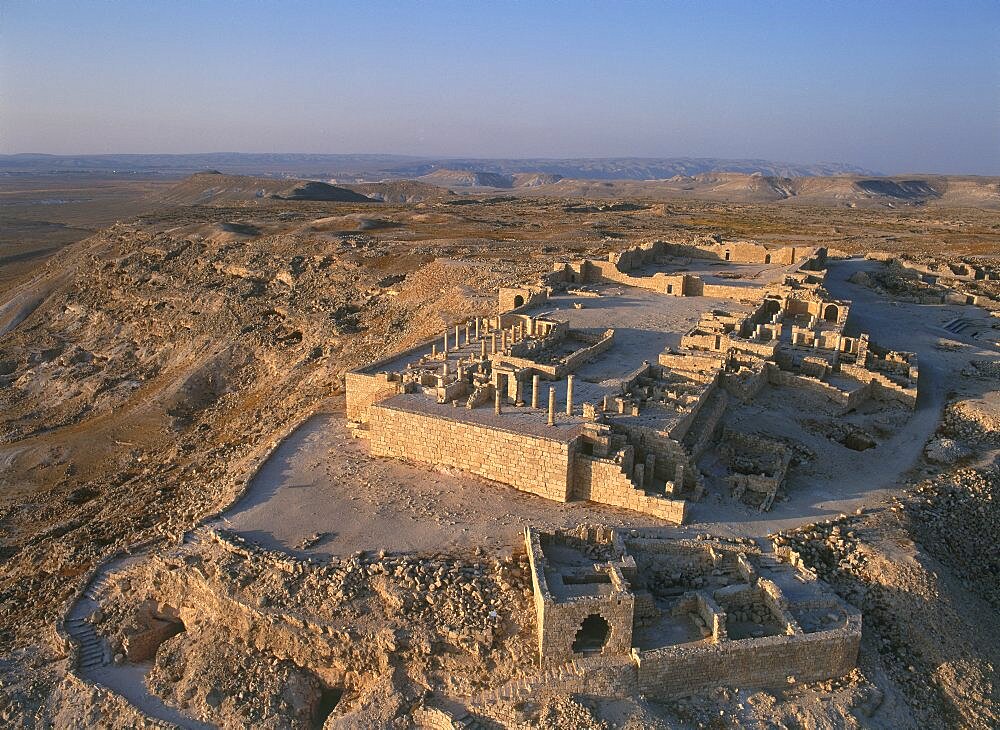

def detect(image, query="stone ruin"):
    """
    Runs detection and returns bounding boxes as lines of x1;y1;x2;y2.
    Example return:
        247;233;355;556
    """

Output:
346;239;919;521
524;524;861;698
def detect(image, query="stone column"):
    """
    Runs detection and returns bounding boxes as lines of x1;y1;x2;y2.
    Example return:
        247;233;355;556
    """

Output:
514;378;525;407
432;344;437;357
455;325;461;348
634;463;645;488
475;317;480;340
494;388;502;415
457;363;464;380
547;387;556;426
481;339;487;359
644;454;656;487
442;361;449;378
443;331;449;355
465;323;470;345
566;375;575;416
531;374;540;408
501;330;507;351
491;334;497;354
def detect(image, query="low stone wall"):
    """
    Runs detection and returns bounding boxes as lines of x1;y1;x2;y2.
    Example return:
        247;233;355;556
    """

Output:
634;617;861;698
609;422;694;487
368;402;575;502
496;329;615;379
767;368;870;411
840;363;918;409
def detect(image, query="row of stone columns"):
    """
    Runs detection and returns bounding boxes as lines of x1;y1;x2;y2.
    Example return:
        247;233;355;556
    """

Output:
436;317;541;359
434;316;504;358
493;373;577;426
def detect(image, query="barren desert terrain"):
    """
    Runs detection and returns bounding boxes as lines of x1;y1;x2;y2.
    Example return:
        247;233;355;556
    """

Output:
1;168;998;728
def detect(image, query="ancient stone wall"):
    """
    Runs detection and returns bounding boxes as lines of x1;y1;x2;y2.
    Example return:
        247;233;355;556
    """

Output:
499;286;548;313
610;422;693;486
634;619;861;699
345;371;402;422
767;368;871;411
572;454;687;523
524;529;636;666
839;363;918;409
658;241;803;265
367;403;575;502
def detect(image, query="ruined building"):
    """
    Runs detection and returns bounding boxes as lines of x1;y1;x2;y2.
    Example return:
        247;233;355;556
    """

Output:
524;525;861;697
346;240;918;522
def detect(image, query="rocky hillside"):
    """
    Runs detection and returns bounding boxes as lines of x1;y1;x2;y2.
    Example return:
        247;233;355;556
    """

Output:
155;172;373;206
416;169;563;189
344;179;454;203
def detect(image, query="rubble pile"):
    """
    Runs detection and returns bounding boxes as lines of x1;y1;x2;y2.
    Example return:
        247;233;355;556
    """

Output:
903;467;1000;608
91;533;540;725
941;400;1000;444
148;627;324;729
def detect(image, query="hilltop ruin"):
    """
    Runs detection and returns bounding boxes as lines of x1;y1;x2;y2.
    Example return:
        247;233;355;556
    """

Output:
346;239;918;522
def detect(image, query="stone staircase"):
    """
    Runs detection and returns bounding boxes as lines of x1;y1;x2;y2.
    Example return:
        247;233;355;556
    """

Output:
65;572;114;670
469;658;588;707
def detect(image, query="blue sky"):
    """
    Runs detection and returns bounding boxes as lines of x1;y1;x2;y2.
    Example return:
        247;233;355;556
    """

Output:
2;1;998;173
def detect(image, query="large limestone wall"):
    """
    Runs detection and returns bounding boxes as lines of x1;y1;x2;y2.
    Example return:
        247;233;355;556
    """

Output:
525;529;636;666
659;241;803;265
367;404;575;502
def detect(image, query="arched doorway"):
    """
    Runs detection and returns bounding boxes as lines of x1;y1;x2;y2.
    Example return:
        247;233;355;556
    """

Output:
513;294;525;308
724;250;731;261
764;254;771;264
572;614;610;653
824;304;839;322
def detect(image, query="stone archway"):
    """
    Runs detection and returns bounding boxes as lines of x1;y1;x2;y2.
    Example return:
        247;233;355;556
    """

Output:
572;614;610;653
513;294;525;308
824;304;839;323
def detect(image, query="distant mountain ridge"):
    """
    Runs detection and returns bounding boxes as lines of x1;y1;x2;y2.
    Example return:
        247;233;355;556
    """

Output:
0;153;878;181
417;169;563;189
523;173;1000;209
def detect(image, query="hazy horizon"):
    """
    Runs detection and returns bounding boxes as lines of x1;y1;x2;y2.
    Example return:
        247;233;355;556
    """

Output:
2;1;998;175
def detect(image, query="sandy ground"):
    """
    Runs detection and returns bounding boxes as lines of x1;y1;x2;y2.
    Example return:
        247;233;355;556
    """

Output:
219;411;679;559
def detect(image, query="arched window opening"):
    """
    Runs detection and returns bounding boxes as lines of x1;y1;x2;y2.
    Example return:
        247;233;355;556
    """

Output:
572;614;610;654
